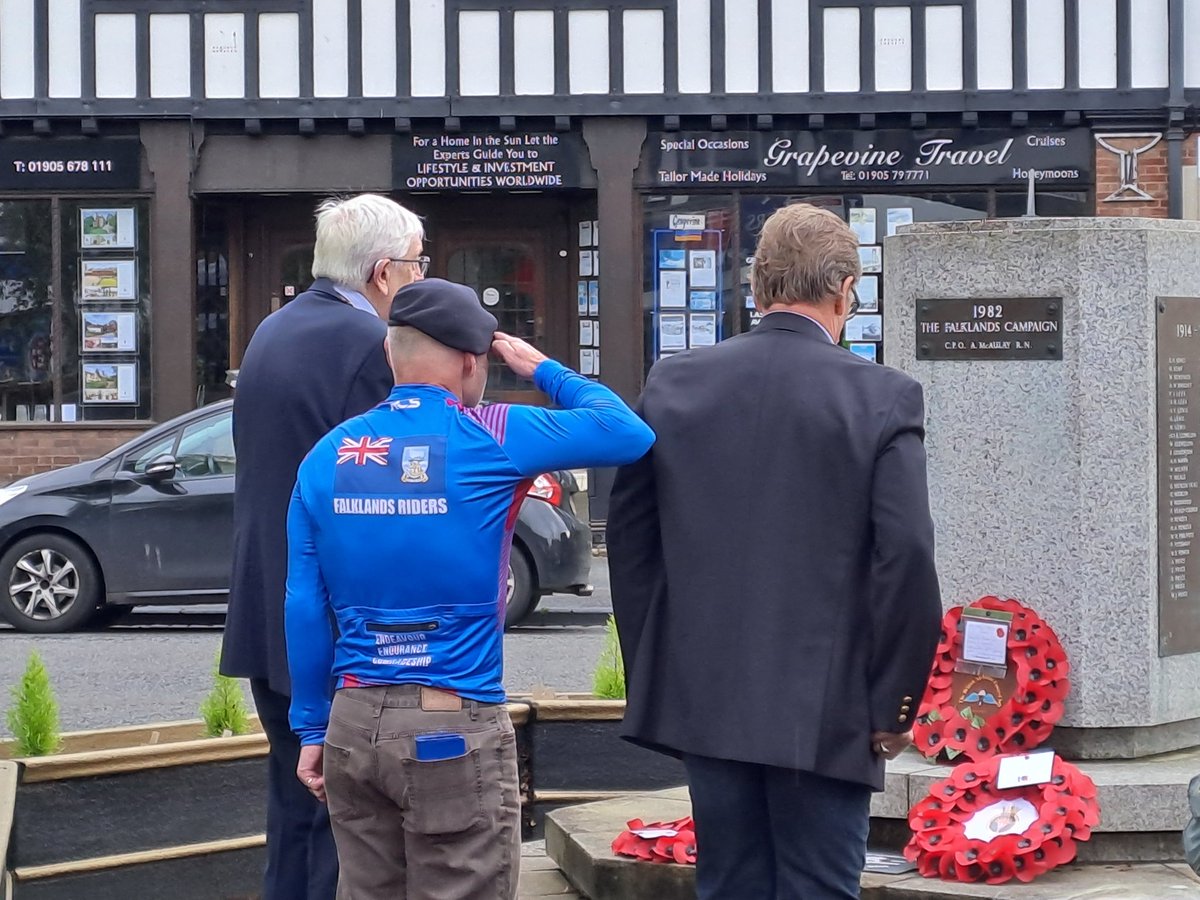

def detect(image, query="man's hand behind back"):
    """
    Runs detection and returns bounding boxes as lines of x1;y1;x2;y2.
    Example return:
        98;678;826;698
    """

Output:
871;730;913;761
492;332;548;380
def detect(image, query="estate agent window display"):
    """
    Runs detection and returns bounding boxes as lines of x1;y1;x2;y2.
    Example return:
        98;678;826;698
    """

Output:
0;196;152;423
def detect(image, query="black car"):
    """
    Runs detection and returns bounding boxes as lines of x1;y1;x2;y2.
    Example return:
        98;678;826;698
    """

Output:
0;401;593;634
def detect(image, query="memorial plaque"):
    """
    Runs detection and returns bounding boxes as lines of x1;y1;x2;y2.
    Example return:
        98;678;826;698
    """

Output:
1158;297;1200;656
916;298;1063;360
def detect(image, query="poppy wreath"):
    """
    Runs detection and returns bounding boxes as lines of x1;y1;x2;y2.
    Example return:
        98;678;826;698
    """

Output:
612;817;698;866
913;596;1069;763
904;753;1100;884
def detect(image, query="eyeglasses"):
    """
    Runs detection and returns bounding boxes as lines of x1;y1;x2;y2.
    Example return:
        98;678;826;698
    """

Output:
847;286;861;320
384;256;430;277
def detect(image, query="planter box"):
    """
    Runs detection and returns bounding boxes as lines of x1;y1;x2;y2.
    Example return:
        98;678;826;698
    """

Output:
521;698;686;838
0;697;681;896
1;722;270;900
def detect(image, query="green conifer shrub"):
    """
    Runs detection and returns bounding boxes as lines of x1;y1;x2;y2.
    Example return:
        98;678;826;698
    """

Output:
200;652;251;737
6;651;62;757
592;615;626;699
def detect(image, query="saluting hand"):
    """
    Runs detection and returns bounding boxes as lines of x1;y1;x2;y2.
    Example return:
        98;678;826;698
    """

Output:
492;332;548;380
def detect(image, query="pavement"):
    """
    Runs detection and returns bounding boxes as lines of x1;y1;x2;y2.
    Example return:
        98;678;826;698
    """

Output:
0;561;613;736
521;842;581;899
546;790;1200;900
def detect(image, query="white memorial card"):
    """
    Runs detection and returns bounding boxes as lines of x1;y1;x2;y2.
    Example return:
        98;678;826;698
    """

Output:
996;749;1056;790
962;617;1010;666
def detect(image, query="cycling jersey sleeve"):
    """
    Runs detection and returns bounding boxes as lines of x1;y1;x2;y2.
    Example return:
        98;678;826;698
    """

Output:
285;479;335;746
497;360;655;476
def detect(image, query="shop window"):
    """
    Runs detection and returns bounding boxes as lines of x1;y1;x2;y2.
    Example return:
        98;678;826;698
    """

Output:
196;205;231;406
642;188;1082;377
0;197;154;424
735;193;989;361
0;201;53;421
641;195;736;376
60;199;153;421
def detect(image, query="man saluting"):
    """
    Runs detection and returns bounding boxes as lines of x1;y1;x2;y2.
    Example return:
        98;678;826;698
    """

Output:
284;279;654;899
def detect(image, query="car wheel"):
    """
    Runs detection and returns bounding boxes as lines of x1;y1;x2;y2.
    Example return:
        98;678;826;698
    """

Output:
0;534;102;633
504;546;536;629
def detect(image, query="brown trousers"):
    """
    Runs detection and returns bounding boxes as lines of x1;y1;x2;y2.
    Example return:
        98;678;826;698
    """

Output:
322;685;521;900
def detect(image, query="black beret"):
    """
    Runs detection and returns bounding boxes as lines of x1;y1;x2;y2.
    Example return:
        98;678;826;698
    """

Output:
388;278;498;355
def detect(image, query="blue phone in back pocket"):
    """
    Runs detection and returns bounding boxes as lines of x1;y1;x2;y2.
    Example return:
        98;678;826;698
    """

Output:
415;732;467;762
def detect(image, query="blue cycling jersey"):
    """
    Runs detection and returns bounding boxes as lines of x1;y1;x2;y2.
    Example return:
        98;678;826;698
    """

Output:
286;360;655;745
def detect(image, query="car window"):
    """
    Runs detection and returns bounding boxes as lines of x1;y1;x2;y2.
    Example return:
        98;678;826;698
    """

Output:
176;412;236;479
122;434;176;474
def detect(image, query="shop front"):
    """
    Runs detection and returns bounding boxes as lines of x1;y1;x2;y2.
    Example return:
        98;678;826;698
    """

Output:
191;124;600;408
0;0;1194;504
635;125;1094;373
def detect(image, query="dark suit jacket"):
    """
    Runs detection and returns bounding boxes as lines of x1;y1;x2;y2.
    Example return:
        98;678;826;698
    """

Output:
220;279;393;694
607;312;942;790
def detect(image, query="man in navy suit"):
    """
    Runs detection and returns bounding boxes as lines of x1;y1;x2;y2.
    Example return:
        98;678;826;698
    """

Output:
608;203;941;899
221;194;427;900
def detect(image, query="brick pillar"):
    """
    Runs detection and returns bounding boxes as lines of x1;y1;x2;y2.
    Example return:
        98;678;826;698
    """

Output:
1094;133;1170;218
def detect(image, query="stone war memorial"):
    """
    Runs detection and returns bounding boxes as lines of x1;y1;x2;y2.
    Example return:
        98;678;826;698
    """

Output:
881;217;1200;889
546;218;1200;898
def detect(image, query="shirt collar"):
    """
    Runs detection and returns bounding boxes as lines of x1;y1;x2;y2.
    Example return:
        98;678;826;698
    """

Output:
333;285;379;318
763;309;836;343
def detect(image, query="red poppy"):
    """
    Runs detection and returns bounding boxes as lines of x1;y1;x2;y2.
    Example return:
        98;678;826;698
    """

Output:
912;597;1069;763
905;755;1100;885
612;816;699;866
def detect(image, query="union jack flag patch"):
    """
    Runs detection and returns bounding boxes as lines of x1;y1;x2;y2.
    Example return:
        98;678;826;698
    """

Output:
336;436;393;466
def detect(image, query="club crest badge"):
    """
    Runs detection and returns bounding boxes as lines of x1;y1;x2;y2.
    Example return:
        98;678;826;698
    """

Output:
401;445;431;484
960;675;1004;709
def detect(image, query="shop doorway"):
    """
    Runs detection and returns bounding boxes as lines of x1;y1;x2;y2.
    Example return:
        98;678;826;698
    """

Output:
221;193;577;405
434;229;547;405
271;233;315;313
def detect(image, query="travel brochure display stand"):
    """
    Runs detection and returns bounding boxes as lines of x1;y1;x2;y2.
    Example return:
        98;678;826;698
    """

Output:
576;218;600;378
651;226;723;360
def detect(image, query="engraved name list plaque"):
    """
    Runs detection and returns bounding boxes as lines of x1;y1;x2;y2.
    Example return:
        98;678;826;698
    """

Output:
1158;298;1200;656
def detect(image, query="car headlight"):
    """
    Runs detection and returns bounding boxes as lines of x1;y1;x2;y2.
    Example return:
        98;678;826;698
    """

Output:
0;484;28;506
